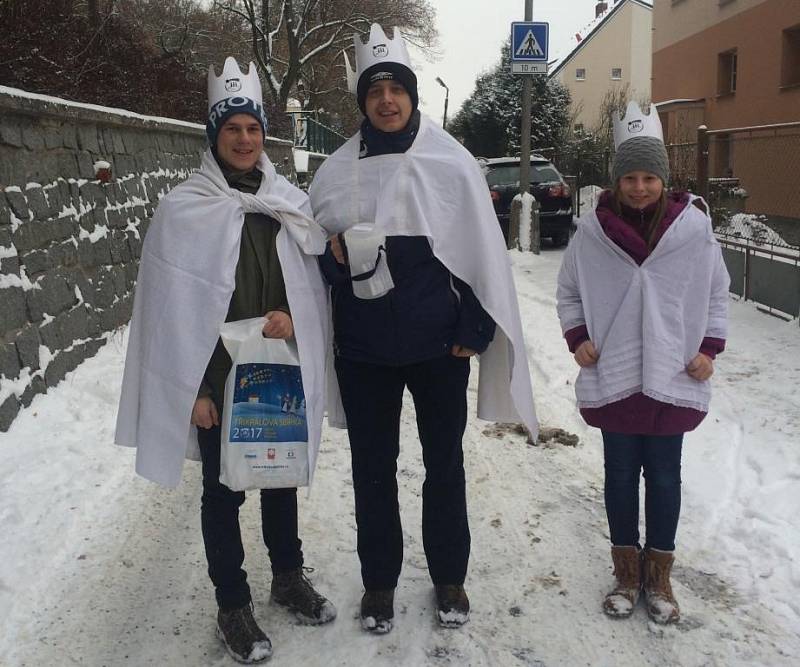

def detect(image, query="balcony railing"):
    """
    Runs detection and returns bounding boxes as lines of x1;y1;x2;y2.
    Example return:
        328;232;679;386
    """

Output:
289;113;346;155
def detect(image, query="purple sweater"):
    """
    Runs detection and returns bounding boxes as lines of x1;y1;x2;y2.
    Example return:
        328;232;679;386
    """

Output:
564;191;726;435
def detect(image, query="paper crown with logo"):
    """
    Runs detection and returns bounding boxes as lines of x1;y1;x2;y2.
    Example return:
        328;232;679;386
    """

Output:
611;101;669;185
612;101;664;150
206;57;268;147
344;24;418;114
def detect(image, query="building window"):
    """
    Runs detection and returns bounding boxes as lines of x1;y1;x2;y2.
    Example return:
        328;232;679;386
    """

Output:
611;67;622;80
717;49;738;95
574;123;584;133
575;68;586;80
781;24;800;87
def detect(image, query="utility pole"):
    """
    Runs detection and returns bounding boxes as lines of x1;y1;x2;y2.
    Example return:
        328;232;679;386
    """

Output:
509;0;545;252
519;0;533;198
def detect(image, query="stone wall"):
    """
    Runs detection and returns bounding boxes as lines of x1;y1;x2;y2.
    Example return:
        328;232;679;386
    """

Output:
0;87;295;431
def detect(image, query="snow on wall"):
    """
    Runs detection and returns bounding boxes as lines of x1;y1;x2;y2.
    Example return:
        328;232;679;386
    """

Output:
0;88;293;431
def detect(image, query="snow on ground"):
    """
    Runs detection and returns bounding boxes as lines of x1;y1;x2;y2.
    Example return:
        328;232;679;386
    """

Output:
715;213;796;250
1;249;799;666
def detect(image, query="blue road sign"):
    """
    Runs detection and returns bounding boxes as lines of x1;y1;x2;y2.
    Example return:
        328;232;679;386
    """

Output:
511;22;549;63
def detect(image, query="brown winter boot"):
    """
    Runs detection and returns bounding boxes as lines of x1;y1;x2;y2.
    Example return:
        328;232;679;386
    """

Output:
270;568;337;625
603;545;642;618
643;548;680;624
216;603;273;664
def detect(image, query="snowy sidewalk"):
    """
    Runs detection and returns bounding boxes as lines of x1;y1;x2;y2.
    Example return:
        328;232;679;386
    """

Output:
1;249;799;666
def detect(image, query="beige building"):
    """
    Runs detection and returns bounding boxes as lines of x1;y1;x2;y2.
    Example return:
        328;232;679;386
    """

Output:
652;0;800;219
549;0;653;131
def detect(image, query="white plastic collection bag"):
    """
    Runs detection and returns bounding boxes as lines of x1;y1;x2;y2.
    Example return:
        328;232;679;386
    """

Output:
219;317;309;491
344;224;394;299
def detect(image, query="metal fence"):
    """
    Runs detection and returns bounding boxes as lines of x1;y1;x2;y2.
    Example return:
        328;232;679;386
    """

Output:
662;121;800;322
666;121;800;244
545;147;611;217
715;235;800;321
290;114;347;155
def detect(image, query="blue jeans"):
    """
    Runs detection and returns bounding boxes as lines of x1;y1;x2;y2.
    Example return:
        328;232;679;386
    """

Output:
602;432;683;551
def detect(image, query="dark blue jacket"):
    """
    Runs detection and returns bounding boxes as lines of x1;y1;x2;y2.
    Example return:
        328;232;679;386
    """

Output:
319;112;496;366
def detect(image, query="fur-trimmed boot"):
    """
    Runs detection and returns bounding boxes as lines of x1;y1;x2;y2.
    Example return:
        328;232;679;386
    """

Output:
603;545;642;618
643;548;680;624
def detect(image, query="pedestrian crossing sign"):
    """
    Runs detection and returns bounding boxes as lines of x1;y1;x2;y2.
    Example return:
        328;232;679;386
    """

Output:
511;22;549;74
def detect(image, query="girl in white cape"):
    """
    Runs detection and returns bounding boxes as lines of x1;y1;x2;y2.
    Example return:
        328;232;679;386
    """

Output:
556;102;729;625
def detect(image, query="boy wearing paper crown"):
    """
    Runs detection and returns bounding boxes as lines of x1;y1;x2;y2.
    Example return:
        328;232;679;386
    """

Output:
309;25;538;633
556;102;730;624
116;57;335;663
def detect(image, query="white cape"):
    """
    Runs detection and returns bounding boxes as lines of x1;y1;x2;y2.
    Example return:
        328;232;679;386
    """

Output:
556;195;730;412
309;114;538;438
115;150;329;488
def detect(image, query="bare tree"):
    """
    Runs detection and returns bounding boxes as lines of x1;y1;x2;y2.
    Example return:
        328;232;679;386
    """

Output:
212;0;437;110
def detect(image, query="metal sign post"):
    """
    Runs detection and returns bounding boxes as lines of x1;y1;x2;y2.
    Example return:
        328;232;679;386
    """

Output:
511;12;549;200
510;5;548;253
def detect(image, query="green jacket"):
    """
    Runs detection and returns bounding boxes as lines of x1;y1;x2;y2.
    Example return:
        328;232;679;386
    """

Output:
199;165;289;409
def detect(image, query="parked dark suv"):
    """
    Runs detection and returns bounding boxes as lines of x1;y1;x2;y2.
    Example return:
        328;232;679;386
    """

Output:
482;156;573;246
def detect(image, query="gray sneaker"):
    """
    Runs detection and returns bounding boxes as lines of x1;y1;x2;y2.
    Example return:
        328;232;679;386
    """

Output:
360;589;395;634
216;603;273;664
270;568;337;625
435;585;470;628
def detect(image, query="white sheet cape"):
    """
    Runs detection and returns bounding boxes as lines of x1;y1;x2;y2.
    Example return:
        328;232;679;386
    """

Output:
309;114;538;438
115;150;329;488
556;195;729;412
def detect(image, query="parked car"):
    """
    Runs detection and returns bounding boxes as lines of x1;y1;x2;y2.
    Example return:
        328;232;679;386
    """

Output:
481;156;573;246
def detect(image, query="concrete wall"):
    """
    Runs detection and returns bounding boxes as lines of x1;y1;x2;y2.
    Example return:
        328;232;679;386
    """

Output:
0;87;294;431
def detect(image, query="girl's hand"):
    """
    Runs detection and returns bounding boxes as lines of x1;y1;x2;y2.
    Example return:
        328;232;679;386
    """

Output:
574;340;599;367
686;353;714;381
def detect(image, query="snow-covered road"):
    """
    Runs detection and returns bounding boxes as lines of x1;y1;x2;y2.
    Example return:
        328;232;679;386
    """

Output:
2;248;799;666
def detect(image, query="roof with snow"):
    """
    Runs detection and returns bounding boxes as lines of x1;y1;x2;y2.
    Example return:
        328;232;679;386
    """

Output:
548;0;653;79
655;98;705;108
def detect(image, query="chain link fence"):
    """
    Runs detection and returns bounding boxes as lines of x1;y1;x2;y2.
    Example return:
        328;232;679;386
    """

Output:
663;122;800;321
665;121;800;248
707;124;800;247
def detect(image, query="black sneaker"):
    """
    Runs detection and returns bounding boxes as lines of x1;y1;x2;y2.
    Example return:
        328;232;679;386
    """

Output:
360;589;395;634
270;568;337;625
435;585;470;628
216;603;273;664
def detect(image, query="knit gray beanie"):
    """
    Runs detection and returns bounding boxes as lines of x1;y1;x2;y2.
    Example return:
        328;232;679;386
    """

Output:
612;135;670;185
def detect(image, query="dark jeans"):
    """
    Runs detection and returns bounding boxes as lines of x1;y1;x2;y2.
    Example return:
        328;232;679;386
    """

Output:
602;431;683;551
197;424;303;611
335;354;471;591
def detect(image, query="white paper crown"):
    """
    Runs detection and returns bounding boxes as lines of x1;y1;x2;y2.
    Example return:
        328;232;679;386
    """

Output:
343;24;413;94
612;101;664;150
207;57;263;111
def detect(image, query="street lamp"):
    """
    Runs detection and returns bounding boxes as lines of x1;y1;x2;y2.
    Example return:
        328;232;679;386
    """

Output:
435;76;449;129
